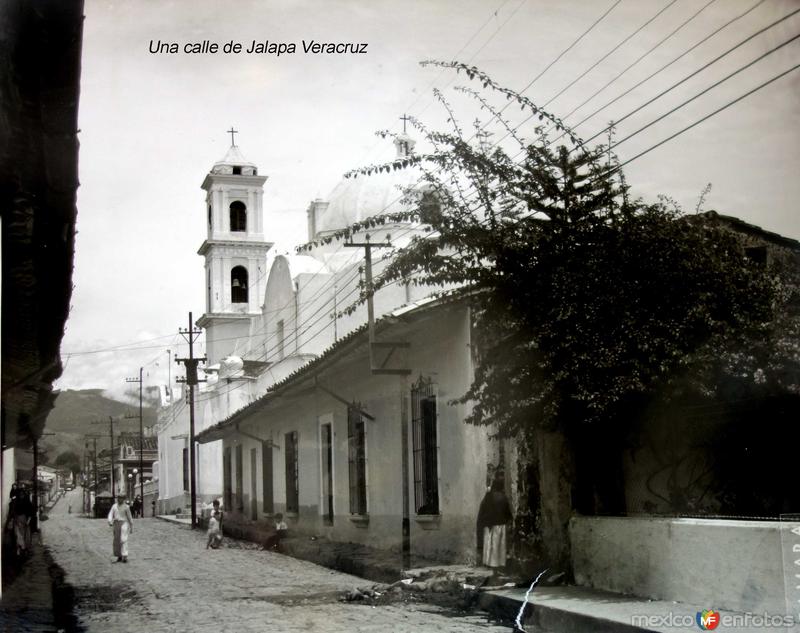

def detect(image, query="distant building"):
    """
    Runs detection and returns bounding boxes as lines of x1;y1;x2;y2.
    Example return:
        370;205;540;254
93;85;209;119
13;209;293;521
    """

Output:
114;432;158;499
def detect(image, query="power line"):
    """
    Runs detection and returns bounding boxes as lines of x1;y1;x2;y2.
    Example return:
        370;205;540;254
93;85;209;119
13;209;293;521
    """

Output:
611;61;800;172
405;0;517;116
62;332;178;355
564;0;756;130
609;32;800;151
535;0;720;141
512;0;623;101
541;0;681;110
581;4;800;147
342;0;524;192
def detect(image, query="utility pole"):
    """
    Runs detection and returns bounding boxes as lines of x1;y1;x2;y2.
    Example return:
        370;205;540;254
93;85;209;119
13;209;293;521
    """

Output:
93;437;98;498
345;233;412;568
32;438;39;532
125;367;144;506
83;445;88;514
109;417;115;495
31;432;56;531
85;434;100;516
175;312;205;528
92;417;116;494
344;233;394;371
167;349;172;403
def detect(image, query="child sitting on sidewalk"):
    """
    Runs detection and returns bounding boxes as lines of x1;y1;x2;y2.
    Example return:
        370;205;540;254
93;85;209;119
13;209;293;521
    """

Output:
263;513;288;550
206;500;223;549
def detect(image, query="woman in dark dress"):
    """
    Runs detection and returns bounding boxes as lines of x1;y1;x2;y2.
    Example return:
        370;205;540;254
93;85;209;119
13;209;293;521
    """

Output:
477;478;513;569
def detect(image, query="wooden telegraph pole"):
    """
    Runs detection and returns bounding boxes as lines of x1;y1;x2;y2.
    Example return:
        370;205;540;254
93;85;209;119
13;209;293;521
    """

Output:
175;312;205;528
91;418;116;494
125;367;145;505
345;233;412;569
84;434;101;515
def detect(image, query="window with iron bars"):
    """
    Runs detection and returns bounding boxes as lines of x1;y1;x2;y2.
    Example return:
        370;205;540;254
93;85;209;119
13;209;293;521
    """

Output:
347;406;368;515
262;441;274;515
411;376;439;515
235;444;244;513
182;447;189;492
223;447;232;511
285;431;299;513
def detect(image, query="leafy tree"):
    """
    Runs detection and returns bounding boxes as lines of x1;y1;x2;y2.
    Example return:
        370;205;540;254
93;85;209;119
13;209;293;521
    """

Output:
54;449;82;476
317;62;796;445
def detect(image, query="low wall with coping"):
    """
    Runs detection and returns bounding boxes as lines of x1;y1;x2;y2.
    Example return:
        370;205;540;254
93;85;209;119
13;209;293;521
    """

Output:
569;516;786;614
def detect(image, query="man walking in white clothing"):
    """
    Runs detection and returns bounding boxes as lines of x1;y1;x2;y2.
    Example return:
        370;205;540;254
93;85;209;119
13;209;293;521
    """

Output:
107;496;134;562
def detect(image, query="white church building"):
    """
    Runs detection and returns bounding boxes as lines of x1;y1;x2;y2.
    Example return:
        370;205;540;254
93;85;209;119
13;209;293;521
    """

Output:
155;134;504;562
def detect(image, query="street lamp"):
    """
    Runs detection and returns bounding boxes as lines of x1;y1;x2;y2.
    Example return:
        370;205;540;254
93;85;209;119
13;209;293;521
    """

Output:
127;473;133;497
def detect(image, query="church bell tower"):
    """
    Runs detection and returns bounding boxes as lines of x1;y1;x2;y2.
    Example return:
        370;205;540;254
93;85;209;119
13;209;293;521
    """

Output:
197;130;273;365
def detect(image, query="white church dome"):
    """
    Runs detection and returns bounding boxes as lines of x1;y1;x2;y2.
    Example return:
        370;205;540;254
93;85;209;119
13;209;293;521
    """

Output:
314;133;423;235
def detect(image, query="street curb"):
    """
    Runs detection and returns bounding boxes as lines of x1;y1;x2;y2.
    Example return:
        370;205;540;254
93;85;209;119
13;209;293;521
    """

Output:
478;590;653;633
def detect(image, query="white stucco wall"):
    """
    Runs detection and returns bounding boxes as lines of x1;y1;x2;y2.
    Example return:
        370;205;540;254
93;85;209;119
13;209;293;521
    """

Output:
157;397;222;512
1;448;16;530
220;304;494;563
570;515;788;614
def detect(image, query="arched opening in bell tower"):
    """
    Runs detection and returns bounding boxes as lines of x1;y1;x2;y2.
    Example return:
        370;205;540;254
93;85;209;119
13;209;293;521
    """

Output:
231;266;249;304
230;201;247;232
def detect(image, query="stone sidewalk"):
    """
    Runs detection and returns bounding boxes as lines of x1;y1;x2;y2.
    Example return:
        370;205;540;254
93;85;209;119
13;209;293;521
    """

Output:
28;490;512;632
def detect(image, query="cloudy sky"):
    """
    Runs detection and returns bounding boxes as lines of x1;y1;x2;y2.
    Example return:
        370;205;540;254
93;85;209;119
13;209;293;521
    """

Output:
57;0;800;399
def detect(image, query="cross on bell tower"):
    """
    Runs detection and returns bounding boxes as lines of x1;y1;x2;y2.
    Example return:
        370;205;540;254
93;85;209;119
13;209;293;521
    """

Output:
227;127;238;146
395;114;415;158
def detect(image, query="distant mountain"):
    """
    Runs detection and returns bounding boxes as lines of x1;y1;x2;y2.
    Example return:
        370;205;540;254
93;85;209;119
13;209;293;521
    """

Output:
41;389;158;466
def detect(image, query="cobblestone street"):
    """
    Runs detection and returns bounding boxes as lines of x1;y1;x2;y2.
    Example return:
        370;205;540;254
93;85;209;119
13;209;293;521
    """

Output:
33;490;510;632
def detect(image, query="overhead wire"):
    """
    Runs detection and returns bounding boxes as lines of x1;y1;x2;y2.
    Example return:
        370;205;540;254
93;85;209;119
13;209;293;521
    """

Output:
564;0;761;130
608;32;800;151
540;0;681;110
579;4;800;147
610;61;800;173
508;0;623;106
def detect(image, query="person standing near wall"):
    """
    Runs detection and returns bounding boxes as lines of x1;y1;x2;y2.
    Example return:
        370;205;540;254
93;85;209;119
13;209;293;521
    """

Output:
11;489;33;557
108;496;134;563
477;476;513;570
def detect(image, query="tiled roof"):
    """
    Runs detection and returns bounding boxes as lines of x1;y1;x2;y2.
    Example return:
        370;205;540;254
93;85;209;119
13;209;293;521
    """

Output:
117;433;158;451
